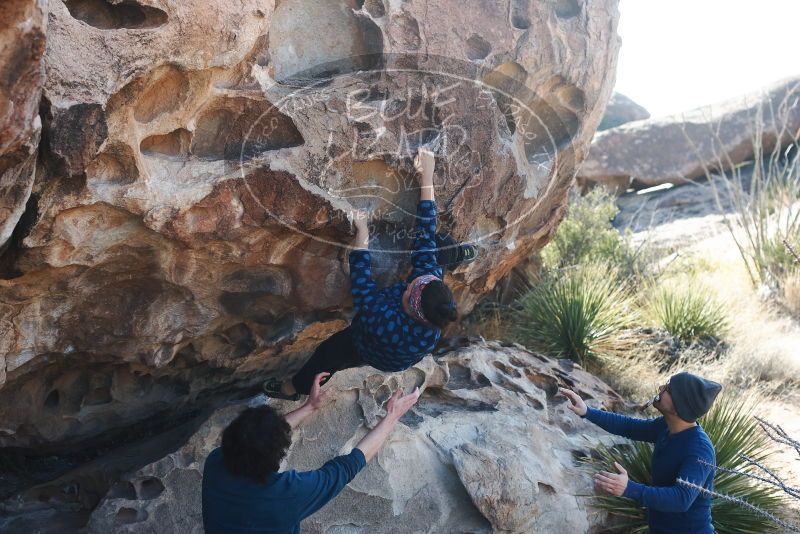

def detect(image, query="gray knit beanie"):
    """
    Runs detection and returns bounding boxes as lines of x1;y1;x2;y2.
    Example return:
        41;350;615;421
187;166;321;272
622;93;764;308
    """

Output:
669;372;722;422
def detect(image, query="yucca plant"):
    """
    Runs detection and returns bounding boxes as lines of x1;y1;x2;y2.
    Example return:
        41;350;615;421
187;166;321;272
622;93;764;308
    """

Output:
582;396;786;533
647;281;728;342
510;263;636;367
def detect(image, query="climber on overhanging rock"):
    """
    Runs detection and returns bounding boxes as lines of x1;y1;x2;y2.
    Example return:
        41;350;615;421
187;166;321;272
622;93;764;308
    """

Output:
202;372;421;534
263;148;477;400
559;372;722;534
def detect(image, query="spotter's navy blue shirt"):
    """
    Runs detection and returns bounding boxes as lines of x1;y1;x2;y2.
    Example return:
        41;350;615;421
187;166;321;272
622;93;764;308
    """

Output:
202;447;366;534
348;200;443;372
585;408;716;534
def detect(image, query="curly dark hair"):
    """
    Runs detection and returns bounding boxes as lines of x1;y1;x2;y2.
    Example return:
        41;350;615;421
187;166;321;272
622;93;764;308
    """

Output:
221;405;292;483
421;279;457;328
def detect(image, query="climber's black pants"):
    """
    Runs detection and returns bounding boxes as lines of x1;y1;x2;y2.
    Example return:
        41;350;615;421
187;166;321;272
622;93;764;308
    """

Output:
292;233;467;395
291;326;364;395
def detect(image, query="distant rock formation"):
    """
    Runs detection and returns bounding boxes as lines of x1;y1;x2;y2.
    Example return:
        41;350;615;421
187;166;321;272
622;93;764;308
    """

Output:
597;92;650;131
578;77;800;190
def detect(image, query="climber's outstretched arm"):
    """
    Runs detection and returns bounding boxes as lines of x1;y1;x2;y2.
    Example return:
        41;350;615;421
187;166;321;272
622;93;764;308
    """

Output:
355;387;420;461
352;210;369;250
414;148;435;202
284;372;331;429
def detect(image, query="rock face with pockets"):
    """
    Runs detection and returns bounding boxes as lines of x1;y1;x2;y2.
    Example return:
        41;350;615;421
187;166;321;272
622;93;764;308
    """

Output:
82;342;629;534
0;0;46;251
0;0;621;458
578;77;800;190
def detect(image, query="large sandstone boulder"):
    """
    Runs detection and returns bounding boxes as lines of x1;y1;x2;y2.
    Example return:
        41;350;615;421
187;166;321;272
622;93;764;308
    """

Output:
0;0;621;456
578;77;800;190
597;92;649;131
0;0;46;251
79;342;628;534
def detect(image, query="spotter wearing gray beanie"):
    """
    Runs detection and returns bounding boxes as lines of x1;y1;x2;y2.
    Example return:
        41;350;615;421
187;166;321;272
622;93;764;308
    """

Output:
669;372;722;422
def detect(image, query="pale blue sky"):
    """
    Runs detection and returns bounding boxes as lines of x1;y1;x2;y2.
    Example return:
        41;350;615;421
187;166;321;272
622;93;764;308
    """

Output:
615;0;800;118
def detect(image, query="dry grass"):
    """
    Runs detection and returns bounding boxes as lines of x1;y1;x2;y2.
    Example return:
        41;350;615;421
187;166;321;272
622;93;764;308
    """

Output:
605;231;800;401
784;271;800;318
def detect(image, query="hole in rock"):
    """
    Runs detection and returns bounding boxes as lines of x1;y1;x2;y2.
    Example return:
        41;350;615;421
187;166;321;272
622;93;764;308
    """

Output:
520;92;581;168
86;143;138;186
115;507;148;525
482;62;528;135
492;361;522;378
83;386;113;406
222;267;291;295
465;34;491;61
0;191;39;279
555;0;581;19
446;363;485;390
133;66;189;123
191;98;303;160
108;481;136;500
552;369;576;388
530;352;550;363
140;128;191;158
510;0;530;29
63;0;168;30
524;369;559;397
257;314;297;344
406;367;426;389
44;390;60;409
526;396;545;410
269;0;383;83
387;12;420;50
137;477;165;500
556;81;586;112
475;373;492;388
220;323;255;359
363;0;386;17
82;372;114;406
538;482;557;495
499;378;527;395
508;357;527;368
399;409;424;429
375;384;392;405
414;387;497;418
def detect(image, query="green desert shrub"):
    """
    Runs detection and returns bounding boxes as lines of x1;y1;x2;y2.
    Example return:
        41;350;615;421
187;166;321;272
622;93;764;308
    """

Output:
583;396;786;533
541;189;649;279
647;281;728;342
510;263;636;367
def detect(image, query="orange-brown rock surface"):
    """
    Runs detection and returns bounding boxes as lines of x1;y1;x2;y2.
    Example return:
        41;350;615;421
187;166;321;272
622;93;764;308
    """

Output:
0;0;46;251
0;0;620;459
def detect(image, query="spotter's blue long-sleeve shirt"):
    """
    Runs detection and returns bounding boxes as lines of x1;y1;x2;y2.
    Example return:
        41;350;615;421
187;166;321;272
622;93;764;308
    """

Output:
202;447;366;534
584;408;716;534
348;200;443;372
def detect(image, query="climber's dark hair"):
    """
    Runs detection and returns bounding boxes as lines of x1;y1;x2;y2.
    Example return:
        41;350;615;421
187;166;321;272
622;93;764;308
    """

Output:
421;280;458;329
221;405;292;483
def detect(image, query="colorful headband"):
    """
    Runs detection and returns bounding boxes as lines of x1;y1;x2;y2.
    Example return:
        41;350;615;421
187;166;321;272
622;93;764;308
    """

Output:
408;274;440;327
